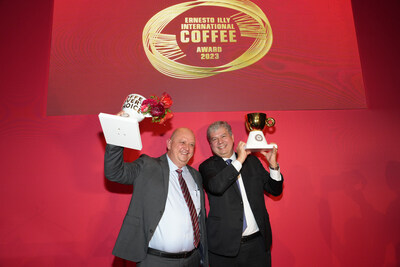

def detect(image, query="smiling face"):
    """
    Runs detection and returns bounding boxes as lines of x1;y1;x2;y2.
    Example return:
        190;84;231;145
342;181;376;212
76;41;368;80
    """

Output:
209;126;235;158
167;128;196;168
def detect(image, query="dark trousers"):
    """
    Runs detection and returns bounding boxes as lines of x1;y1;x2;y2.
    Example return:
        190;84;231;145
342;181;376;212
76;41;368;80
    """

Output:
137;249;201;267
209;234;271;267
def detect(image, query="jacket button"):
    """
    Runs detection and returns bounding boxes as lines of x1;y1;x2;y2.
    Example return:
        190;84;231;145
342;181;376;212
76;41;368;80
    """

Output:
150;229;154;233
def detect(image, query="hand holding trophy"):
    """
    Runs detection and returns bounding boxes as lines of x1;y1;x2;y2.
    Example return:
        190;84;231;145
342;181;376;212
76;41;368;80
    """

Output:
245;112;277;151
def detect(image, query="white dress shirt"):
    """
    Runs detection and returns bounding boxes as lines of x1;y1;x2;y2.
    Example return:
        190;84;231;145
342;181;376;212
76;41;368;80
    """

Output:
226;154;282;236
148;155;201;252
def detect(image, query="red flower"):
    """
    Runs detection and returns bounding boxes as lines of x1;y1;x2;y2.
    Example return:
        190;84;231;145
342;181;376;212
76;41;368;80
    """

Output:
139;93;173;124
160;92;173;109
142;98;158;107
158;111;173;124
150;103;165;117
140;104;149;113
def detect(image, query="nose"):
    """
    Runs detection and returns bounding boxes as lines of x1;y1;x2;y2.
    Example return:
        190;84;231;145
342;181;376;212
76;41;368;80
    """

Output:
182;143;189;150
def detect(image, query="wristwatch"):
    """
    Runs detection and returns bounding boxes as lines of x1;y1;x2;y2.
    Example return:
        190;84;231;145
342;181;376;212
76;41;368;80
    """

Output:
269;163;280;170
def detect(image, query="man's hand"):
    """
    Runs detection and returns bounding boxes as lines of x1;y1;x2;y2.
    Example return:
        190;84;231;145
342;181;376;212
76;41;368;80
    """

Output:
116;110;129;117
236;141;251;164
260;144;278;168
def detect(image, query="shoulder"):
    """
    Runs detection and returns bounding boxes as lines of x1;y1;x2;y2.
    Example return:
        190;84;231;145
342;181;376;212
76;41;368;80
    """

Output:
138;153;166;160
135;153;166;168
199;155;221;169
199;156;227;177
242;154;264;168
186;164;200;175
242;154;268;174
135;154;154;163
244;154;261;163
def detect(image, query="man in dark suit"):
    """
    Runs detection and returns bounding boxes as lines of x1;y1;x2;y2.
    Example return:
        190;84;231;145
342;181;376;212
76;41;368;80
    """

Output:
199;121;283;267
104;127;208;267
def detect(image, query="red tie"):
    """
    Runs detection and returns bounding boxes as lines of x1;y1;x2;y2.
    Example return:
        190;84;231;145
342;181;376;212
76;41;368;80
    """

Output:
176;169;200;247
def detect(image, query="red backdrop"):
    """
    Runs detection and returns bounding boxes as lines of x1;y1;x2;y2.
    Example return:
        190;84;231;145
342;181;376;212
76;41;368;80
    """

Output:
1;0;399;266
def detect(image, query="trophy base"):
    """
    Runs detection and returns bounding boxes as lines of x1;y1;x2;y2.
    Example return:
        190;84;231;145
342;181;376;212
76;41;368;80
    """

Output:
245;144;278;152
245;131;277;151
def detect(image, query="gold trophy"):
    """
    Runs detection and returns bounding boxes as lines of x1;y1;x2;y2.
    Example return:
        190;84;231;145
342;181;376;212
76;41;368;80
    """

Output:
245;113;277;151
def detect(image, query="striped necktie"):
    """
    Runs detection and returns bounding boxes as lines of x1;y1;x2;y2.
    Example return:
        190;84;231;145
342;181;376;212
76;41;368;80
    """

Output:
225;159;247;232
176;169;200;247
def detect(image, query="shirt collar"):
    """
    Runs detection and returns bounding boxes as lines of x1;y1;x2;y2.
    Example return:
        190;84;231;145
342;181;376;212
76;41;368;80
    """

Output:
222;153;236;162
166;154;187;172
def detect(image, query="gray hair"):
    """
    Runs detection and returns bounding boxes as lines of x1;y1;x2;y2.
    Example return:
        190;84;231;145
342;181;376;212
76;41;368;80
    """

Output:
206;121;233;142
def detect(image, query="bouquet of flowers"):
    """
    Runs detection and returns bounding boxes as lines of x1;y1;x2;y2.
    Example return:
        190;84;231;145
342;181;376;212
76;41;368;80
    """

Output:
140;92;173;124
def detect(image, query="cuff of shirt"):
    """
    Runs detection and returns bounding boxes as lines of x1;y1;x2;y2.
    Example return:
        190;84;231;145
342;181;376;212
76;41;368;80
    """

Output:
269;168;282;181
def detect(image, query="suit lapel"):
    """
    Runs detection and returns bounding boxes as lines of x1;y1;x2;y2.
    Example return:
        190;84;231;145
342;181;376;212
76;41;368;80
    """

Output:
213;155;242;197
188;168;200;189
188;167;204;205
159;154;170;194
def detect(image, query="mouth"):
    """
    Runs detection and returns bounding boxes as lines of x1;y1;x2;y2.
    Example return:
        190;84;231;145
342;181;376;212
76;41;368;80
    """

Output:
180;150;190;156
217;143;227;150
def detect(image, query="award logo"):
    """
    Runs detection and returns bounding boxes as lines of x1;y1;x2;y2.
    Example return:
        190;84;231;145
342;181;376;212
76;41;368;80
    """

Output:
143;0;273;79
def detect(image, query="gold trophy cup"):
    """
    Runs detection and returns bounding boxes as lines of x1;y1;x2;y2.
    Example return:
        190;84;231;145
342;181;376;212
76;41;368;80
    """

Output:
245;113;277;151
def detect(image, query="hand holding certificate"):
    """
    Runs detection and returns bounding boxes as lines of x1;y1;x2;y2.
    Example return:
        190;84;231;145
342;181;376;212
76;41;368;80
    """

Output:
99;93;173;150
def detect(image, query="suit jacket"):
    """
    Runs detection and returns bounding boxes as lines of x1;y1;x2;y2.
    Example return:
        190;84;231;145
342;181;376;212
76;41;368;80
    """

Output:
104;144;208;265
199;154;283;257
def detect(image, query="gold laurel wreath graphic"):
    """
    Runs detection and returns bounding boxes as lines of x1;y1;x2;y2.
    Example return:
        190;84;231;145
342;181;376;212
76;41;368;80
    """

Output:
142;0;273;79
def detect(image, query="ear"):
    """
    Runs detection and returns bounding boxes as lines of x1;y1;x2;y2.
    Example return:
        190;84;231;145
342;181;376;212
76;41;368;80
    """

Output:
166;139;172;150
232;134;235;142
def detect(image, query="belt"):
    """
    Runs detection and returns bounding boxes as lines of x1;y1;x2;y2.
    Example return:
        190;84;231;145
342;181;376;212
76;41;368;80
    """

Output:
147;247;196;259
241;231;261;243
